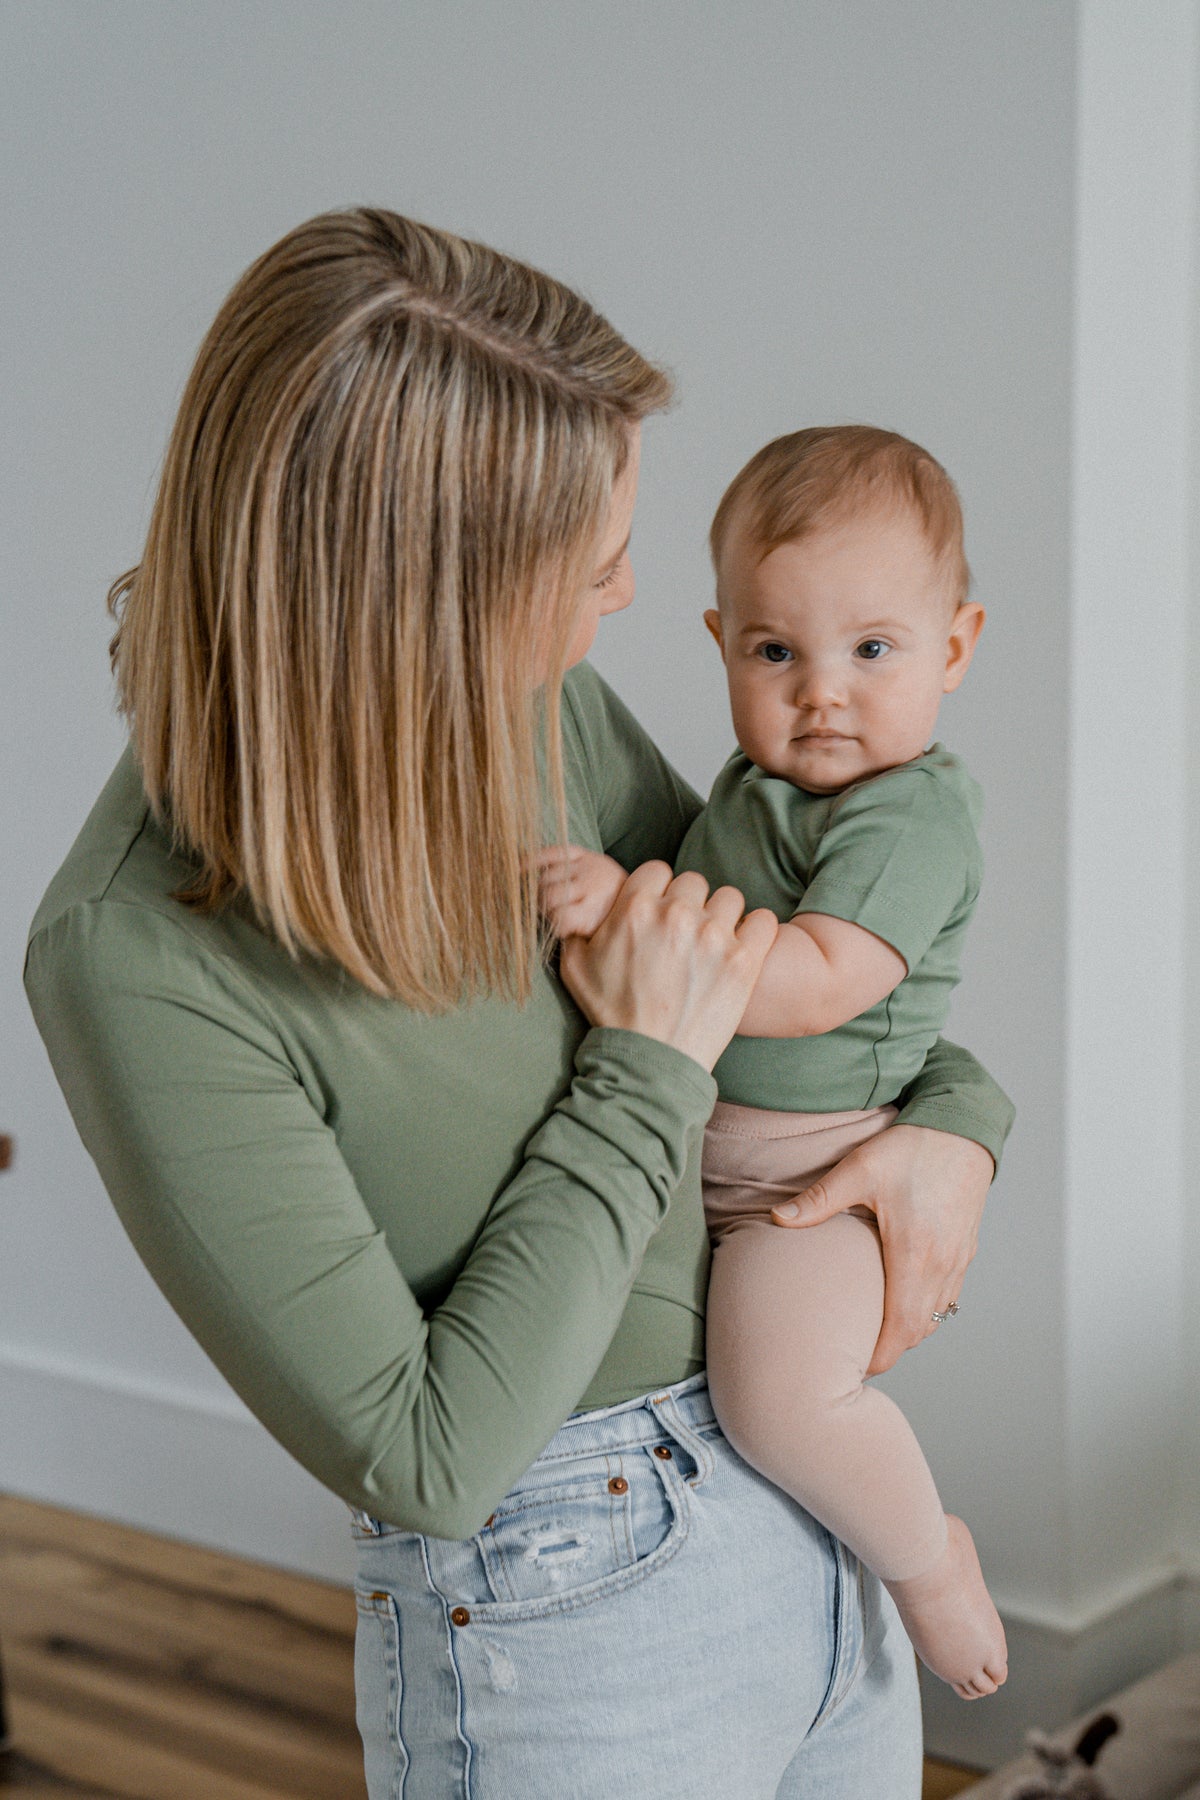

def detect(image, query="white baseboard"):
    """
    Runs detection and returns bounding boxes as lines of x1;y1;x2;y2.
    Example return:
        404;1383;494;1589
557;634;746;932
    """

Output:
0;1347;356;1585
923;1567;1195;1769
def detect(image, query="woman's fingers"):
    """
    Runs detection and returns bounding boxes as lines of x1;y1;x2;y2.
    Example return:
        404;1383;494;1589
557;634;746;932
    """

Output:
663;867;711;906
874;1232;960;1367
702;882;750;928
555;860;777;1071
731;903;779;962
616;859;675;895
868;1129;989;1374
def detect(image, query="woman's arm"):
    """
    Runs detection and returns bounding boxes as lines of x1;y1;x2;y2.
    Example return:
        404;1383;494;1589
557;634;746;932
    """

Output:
25;877;771;1541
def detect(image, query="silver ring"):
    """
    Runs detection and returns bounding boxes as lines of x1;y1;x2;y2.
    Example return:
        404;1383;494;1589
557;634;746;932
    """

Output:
931;1301;960;1325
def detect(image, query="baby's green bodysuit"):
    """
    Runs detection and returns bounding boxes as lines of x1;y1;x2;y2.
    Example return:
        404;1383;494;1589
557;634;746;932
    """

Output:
675;745;982;1113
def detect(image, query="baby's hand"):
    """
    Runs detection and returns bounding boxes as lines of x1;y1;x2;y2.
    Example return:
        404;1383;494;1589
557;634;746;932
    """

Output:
537;845;629;939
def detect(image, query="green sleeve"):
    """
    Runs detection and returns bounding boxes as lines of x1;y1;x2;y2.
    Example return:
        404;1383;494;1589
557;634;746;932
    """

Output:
894;1035;1015;1171
795;767;978;971
563;662;703;868
24;901;716;1540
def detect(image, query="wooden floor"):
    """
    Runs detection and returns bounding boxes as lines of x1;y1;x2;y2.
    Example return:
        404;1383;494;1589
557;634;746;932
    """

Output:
0;1493;980;1797
923;1759;981;1799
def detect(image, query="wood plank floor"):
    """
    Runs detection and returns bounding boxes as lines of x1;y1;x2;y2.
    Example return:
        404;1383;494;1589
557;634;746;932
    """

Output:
0;1493;981;1797
0;1495;364;1799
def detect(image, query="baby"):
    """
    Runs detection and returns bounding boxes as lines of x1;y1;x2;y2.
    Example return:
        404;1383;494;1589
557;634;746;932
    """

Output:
540;424;1007;1701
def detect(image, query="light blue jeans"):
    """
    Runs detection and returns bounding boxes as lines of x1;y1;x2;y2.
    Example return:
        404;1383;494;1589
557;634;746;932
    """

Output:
351;1373;921;1797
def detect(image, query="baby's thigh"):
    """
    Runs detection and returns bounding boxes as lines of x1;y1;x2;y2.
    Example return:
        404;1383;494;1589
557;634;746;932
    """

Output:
706;1212;885;1398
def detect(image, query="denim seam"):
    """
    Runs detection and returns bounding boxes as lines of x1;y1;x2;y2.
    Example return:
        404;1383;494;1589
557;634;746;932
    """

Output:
387;1594;405;1800
814;1538;866;1726
419;1533;474;1798
354;1588;407;1800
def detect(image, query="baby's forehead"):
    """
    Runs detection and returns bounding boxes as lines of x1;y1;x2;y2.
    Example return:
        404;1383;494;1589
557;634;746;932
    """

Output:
716;504;956;618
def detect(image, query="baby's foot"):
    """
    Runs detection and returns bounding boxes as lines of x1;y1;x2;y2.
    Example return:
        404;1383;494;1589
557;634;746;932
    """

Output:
883;1515;1008;1700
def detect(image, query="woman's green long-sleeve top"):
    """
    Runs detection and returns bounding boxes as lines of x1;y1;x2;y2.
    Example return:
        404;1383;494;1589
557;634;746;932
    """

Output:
25;664;1014;1540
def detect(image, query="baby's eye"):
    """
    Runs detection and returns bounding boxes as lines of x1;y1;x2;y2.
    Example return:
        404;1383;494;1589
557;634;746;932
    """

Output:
757;642;793;664
855;639;890;661
594;564;621;589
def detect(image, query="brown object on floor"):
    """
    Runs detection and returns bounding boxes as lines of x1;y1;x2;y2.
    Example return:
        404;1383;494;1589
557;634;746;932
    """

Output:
0;1491;981;1798
0;1139;12;1172
0;1493;366;1799
925;1757;987;1799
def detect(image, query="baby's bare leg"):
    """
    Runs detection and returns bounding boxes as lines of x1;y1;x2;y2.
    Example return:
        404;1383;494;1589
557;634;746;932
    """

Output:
706;1210;1007;1698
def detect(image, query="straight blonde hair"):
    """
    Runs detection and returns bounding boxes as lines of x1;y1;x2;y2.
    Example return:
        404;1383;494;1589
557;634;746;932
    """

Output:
109;209;672;1008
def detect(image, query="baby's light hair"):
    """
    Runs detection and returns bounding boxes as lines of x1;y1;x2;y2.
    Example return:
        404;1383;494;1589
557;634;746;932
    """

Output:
710;425;971;610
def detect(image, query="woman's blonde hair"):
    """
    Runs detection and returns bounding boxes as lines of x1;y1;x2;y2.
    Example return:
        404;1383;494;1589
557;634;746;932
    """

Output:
109;208;671;1009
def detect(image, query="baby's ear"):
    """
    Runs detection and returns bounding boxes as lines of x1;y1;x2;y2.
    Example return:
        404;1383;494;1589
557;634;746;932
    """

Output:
703;609;725;656
944;601;985;693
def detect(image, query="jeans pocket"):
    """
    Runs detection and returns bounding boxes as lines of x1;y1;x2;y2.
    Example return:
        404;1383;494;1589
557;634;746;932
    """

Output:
426;1442;690;1620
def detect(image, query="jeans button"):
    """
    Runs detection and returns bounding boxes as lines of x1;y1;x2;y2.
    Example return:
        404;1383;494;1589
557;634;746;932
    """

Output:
450;1606;471;1626
653;1445;673;1460
608;1476;629;1494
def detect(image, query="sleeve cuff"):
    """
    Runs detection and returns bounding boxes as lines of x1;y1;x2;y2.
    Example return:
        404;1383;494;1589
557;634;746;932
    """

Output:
892;1094;1015;1174
578;1027;718;1131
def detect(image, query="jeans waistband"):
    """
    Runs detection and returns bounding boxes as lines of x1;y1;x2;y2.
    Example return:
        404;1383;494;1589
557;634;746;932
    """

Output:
350;1374;720;1539
544;1371;718;1483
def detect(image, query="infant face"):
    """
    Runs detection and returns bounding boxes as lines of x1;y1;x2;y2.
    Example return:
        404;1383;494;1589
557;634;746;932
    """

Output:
707;505;973;794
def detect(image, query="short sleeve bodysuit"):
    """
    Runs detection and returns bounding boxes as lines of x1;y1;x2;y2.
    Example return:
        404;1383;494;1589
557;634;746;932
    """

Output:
674;745;983;1113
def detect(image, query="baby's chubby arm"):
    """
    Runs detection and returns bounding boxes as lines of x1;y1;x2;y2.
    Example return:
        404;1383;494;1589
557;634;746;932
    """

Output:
737;914;906;1037
537;845;629;939
540;849;909;1033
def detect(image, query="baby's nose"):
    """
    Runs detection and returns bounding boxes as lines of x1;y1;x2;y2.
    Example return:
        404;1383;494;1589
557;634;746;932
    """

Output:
796;664;845;707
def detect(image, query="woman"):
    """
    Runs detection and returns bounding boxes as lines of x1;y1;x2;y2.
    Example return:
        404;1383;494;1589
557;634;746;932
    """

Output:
25;209;1012;1796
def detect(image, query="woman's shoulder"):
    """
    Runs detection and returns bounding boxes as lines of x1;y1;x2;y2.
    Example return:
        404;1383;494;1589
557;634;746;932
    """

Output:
560;659;637;753
29;747;180;943
25;748;276;1021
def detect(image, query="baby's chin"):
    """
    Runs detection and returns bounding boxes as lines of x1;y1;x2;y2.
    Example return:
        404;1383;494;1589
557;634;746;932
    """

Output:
762;740;916;794
769;744;873;794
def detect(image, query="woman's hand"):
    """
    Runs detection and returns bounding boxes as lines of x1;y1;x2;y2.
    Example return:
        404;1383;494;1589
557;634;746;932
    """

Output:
557;862;778;1073
770;1123;994;1374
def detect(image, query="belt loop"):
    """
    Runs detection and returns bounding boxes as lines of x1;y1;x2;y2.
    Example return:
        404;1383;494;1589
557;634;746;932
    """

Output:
648;1389;717;1487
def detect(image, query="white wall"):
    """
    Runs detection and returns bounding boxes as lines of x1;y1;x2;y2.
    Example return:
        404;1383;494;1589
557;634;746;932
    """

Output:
5;0;1197;1768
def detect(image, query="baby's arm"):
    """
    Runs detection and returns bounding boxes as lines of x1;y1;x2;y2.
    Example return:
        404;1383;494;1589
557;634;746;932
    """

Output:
537;845;629;939
737;914;906;1038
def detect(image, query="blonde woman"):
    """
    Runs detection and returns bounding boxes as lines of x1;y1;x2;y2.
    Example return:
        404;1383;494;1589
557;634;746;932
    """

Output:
25;209;1012;1798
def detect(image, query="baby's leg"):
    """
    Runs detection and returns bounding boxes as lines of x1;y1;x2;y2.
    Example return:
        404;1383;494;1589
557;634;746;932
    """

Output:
707;1209;942;1577
706;1209;1007;1699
